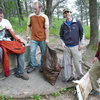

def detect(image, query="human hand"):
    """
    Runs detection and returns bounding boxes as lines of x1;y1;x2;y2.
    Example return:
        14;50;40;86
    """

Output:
45;39;49;44
26;36;30;41
78;45;83;51
62;43;66;48
92;57;97;63
5;26;10;30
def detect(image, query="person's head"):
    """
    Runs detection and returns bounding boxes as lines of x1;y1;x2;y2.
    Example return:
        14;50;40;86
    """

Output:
0;7;4;21
63;7;72;21
33;1;43;15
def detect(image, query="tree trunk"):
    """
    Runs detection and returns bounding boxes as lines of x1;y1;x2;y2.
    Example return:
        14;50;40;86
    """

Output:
88;0;98;48
80;1;83;24
45;0;53;27
15;0;22;26
17;0;24;21
24;0;28;17
86;8;88;26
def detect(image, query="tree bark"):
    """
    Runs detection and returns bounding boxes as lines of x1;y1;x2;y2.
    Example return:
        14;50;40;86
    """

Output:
88;0;98;48
45;0;65;27
45;0;53;27
24;0;28;17
15;0;22;26
17;0;24;20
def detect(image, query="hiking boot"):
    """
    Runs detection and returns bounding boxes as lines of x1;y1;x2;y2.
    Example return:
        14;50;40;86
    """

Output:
27;67;36;73
15;73;29;80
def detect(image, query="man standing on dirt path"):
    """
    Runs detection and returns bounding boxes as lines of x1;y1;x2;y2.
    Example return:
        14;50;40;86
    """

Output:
89;42;100;95
26;1;49;73
59;7;84;82
0;8;29;80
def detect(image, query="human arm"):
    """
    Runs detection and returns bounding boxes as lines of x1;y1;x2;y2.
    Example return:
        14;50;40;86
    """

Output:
78;20;84;50
44;15;49;44
26;14;31;41
26;26;31;41
45;28;49;44
92;57;98;63
60;24;65;48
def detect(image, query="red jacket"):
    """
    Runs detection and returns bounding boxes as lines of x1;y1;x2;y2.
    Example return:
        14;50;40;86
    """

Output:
95;42;100;61
0;29;25;77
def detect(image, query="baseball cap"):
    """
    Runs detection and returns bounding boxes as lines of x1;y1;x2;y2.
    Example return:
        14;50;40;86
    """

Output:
63;7;72;14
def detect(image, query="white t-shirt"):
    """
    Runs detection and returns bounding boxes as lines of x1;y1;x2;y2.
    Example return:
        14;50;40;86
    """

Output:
0;19;12;30
0;19;13;41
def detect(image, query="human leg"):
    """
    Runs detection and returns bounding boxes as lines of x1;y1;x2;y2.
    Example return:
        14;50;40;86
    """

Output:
16;53;24;75
30;40;38;67
71;46;83;79
89;61;100;92
39;41;46;67
0;47;3;62
27;40;38;73
15;53;29;80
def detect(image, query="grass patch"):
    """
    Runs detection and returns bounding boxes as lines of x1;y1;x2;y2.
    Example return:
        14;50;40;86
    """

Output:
30;94;42;100
10;17;27;35
83;25;90;39
0;94;13;100
52;92;60;97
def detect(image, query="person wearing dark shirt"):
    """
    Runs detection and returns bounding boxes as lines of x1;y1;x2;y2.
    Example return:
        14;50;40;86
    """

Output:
60;7;84;82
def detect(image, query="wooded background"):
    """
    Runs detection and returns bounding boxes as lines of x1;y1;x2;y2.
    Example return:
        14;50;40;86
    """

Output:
0;0;100;48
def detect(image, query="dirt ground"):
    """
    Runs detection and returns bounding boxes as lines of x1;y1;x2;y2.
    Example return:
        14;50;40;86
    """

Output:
0;35;100;100
42;36;100;100
32;35;99;100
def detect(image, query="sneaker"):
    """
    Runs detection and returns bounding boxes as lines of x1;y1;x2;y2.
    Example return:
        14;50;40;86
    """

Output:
90;90;100;96
62;77;74;82
67;77;75;82
39;67;43;73
27;67;36;73
15;73;29;80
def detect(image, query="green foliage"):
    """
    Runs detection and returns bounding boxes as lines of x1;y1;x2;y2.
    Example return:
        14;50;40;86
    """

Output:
92;45;98;51
0;94;13;100
83;25;90;39
60;88;67;92
10;17;28;35
30;94;41;100
52;92;60;97
50;17;64;36
82;56;86;61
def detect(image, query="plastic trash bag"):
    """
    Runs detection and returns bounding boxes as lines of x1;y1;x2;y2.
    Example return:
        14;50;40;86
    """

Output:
42;45;61;85
59;48;73;82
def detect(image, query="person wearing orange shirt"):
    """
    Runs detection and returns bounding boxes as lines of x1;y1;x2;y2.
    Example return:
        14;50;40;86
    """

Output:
26;1;49;73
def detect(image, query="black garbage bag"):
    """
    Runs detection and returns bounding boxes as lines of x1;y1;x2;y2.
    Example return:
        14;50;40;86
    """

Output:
42;45;61;85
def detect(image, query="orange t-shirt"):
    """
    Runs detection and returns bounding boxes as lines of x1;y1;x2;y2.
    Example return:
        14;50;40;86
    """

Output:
27;13;49;41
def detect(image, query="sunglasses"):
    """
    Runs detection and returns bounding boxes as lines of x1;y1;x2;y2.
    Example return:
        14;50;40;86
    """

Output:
64;11;71;13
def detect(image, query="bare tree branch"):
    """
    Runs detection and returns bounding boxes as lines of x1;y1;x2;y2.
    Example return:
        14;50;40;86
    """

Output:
52;0;66;12
81;0;89;8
